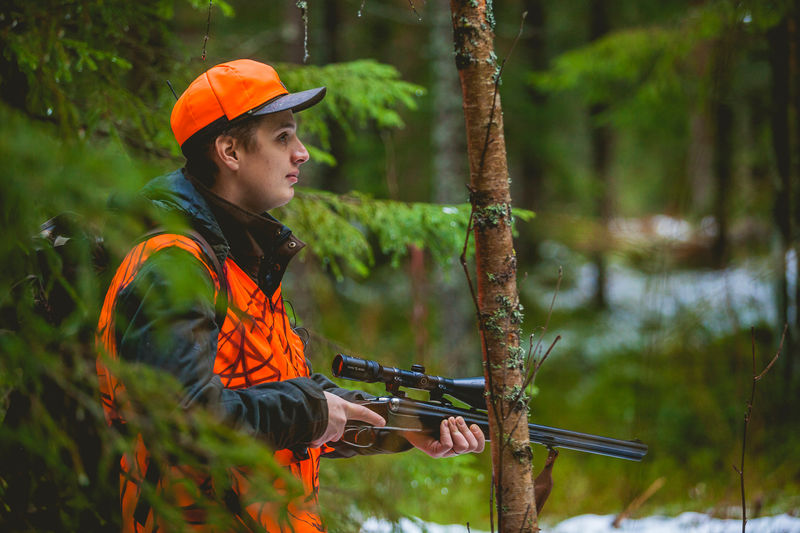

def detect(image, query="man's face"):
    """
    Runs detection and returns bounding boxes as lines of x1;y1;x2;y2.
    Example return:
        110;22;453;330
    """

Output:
229;110;309;213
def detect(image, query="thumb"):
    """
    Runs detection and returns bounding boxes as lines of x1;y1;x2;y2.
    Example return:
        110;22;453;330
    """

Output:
346;403;386;427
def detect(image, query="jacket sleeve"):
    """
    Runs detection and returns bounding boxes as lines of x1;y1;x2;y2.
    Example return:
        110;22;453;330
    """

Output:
113;246;329;451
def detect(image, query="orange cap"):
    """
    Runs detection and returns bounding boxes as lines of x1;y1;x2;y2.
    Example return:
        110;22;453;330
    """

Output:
171;59;325;148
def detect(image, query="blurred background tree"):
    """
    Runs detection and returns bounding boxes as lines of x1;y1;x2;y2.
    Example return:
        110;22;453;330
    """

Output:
1;0;798;531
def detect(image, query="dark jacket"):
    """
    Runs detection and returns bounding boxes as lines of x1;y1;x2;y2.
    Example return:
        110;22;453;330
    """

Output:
113;170;408;456
115;170;348;452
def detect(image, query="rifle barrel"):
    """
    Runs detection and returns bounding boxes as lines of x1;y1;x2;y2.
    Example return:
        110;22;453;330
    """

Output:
527;423;648;461
387;398;647;462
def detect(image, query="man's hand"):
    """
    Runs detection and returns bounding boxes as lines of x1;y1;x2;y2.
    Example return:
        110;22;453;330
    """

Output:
310;392;386;447
404;416;485;458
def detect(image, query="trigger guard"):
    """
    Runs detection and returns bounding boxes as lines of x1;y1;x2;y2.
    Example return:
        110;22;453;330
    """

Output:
342;426;376;448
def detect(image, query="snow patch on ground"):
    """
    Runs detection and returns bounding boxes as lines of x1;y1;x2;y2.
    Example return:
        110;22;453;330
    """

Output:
548;512;800;533
361;513;800;533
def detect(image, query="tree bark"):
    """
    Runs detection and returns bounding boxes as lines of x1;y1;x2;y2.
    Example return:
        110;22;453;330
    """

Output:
449;2;537;531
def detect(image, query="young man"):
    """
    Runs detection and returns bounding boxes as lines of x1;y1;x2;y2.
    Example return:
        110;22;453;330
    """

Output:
96;59;484;532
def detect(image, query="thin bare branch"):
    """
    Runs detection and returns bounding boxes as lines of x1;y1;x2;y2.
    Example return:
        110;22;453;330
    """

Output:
735;324;785;533
519;503;532;533
528;266;562;371
489;472;495;533
477;11;527;179
459;200;502;427
407;0;422;21
755;324;786;381
508;335;561;417
460;198;480;318
202;1;213;61
612;477;666;528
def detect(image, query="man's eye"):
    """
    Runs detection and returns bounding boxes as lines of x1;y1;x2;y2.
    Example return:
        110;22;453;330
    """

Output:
278;133;289;142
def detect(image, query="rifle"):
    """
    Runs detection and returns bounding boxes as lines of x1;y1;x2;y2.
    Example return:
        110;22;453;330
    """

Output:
332;354;648;461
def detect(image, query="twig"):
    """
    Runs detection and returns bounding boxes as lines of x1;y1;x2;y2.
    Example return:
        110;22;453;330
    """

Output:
733;324;786;533
458;194;507;448
505;334;561;433
460;196;479;314
407;0;422;21
489;472;495;533
612;477;666;528
477;11;527;178
508;335;561;415
755;336;782;381
528;266;562;368
166;80;179;101
519;503;533;533
505;265;563;418
202;1;213;61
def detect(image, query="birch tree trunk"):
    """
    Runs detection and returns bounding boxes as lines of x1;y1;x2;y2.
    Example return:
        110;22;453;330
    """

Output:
449;2;537;531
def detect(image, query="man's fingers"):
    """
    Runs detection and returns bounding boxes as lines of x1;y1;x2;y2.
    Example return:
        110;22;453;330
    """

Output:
455;417;479;452
346;402;386;427
438;418;454;451
469;423;486;453
450;418;471;454
405;417;486;458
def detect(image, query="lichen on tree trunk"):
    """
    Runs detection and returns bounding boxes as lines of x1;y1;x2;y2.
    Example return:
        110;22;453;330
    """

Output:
448;1;537;531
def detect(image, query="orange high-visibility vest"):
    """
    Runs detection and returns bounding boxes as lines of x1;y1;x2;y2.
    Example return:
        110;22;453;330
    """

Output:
97;234;325;532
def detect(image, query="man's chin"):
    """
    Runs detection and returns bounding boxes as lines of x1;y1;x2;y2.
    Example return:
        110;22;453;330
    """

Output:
270;191;295;211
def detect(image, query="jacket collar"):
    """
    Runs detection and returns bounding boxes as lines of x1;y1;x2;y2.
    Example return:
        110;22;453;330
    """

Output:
139;169;305;293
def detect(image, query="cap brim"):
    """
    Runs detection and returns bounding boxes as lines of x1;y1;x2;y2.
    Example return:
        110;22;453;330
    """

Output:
251;86;326;116
180;87;326;152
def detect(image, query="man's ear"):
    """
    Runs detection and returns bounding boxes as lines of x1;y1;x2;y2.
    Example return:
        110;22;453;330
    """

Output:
212;135;239;172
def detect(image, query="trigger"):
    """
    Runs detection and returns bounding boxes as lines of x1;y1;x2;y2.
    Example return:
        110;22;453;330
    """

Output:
342;426;376;448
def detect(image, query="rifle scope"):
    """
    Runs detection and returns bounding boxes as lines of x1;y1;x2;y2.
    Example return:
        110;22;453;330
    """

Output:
332;354;487;409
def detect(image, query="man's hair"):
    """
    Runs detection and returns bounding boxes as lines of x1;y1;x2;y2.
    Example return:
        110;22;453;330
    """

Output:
183;115;264;187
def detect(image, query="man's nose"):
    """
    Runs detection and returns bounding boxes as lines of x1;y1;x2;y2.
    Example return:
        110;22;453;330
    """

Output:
293;140;310;165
